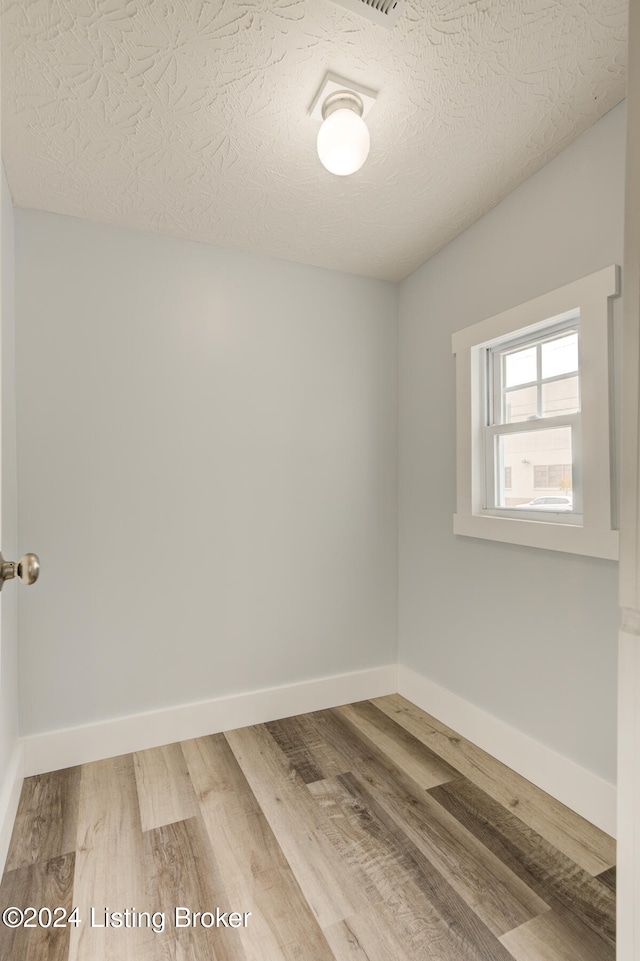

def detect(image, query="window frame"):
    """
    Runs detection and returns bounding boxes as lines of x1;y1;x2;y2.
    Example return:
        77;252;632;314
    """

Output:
483;317;582;521
451;266;619;560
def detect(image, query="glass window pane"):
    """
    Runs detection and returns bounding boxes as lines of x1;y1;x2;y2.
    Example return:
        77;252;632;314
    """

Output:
496;426;573;510
541;375;579;417
504;346;537;387
541;332;578;379
503;385;538;423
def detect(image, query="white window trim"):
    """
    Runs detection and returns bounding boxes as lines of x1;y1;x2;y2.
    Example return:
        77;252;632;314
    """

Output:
452;265;620;560
484;317;582;520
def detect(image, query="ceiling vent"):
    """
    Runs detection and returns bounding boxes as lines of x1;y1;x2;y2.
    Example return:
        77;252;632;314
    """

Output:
329;0;405;29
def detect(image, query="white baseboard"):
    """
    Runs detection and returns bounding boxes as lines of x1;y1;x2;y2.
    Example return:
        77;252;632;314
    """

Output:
0;743;24;875
18;662;614;838
22;664;397;777
397;665;617;838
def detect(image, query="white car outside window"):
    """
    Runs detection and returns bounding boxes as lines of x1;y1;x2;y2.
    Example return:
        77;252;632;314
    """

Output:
516;496;573;511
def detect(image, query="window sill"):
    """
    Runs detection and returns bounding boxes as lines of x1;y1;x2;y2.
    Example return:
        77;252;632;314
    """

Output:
453;512;619;560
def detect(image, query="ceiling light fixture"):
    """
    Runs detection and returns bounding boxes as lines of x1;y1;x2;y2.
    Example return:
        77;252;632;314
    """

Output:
317;92;369;176
309;73;377;177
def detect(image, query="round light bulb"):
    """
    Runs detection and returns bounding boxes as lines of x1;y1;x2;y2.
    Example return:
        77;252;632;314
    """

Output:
317;107;370;176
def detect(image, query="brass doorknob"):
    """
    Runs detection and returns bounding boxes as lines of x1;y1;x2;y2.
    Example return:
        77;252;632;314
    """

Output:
0;552;40;589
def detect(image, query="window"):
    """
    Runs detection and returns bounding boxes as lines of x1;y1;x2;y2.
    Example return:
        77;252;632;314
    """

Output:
452;266;619;559
533;464;572;489
486;321;580;515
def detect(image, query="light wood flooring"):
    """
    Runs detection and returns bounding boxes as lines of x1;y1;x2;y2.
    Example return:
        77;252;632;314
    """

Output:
0;695;616;960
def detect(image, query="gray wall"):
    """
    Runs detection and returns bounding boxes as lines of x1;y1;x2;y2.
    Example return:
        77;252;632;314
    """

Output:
15;212;398;735
11;101;624;788
0;164;19;784
398;102;625;785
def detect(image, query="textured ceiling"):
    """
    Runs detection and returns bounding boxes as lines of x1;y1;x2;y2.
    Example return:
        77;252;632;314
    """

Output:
1;0;628;281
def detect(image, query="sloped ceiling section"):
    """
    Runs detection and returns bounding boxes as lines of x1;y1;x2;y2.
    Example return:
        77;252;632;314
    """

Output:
1;0;627;281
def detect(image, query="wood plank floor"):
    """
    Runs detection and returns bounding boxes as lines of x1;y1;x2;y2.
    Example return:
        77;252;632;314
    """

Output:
0;695;616;960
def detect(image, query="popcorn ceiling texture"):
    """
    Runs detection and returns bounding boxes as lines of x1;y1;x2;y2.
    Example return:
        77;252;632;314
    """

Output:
1;0;627;281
